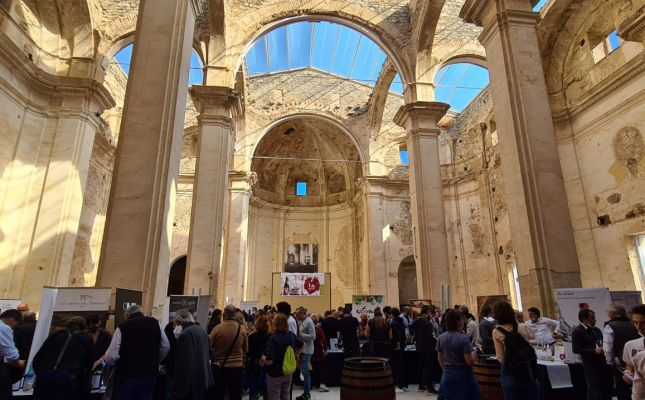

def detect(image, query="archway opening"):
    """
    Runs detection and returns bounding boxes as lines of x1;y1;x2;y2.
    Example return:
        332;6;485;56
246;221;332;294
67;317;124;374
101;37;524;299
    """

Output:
167;256;187;296
114;43;204;85
398;255;418;307
434;62;489;112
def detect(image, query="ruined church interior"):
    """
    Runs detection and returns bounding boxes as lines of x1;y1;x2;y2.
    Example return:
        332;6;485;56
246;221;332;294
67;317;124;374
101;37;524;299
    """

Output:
0;0;644;318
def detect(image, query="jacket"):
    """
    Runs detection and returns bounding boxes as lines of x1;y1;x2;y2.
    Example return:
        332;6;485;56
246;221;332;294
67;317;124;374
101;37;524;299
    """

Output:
173;324;214;400
209;320;248;368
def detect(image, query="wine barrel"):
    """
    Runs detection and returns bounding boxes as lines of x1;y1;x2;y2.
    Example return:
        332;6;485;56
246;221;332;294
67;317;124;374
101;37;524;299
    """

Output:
340;357;395;400
473;357;504;400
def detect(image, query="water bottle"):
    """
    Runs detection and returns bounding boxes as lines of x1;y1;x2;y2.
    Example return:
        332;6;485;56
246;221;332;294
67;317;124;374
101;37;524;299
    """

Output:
22;365;35;391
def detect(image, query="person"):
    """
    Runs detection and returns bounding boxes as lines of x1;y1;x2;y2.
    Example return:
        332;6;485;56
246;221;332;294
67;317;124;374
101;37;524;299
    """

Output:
525;307;559;346
17;303;29;316
103;304;170;399
310;314;329;393
390;307;408;393
366;307;392;358
32;316;94;400
623;304;645;399
276;302;297;335
14;311;36;361
460;305;481;347
358;312;369;341
295;307;316;400
479;306;496;354
85;314;112;364
207;308;222;335
572;308;612;400
337;305;359;357
0;309;25;398
246;315;270;400
261;313;302;400
603;303;639;400
492;300;539;400
172;309;213;400
435;309;481;400
320;310;338;347
411;305;439;394
209;304;249;400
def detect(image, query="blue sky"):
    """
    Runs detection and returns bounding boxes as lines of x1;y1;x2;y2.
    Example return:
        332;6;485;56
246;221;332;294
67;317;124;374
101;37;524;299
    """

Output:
244;21;489;112
114;44;204;85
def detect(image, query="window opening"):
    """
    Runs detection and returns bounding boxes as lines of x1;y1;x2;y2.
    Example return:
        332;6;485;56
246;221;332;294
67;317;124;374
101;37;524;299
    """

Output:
296;181;308;196
512;263;524;312
399;148;409;166
591;30;622;63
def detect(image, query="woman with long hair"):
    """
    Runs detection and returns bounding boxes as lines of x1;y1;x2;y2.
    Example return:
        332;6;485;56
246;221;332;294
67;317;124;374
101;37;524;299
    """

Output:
493;301;540;400
435;310;481;400
366;307;392;359
261;314;302;400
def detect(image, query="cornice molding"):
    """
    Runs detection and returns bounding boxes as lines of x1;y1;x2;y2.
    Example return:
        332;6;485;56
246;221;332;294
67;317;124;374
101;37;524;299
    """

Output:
618;5;645;43
189;85;243;117
393;101;450;130
0;32;115;110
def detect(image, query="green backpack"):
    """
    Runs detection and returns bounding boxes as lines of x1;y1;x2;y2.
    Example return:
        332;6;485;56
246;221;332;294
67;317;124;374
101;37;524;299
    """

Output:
282;345;297;376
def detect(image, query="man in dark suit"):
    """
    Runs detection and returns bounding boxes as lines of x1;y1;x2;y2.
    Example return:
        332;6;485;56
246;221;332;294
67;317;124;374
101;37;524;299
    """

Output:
173;309;213;400
14;311;36;360
572;308;612;400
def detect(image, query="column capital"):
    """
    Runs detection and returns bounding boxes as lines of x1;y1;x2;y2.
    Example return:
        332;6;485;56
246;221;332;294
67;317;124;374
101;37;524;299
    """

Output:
393;101;449;132
190;85;243;118
229;170;257;188
460;0;539;26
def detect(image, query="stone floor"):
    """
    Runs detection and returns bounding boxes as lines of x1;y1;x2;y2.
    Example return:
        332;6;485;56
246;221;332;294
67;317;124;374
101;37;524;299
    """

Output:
259;385;439;399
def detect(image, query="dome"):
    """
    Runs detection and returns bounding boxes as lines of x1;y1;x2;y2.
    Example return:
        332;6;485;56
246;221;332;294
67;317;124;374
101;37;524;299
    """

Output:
251;118;362;207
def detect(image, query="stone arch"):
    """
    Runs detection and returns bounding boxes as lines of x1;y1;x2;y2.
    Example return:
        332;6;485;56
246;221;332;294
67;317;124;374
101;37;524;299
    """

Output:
439;54;487;69
222;6;413;89
168;255;187;296
251;113;367;166
398;255;418;306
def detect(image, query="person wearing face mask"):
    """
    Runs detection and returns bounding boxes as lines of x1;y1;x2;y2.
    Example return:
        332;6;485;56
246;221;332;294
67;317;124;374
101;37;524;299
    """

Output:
173;309;213;400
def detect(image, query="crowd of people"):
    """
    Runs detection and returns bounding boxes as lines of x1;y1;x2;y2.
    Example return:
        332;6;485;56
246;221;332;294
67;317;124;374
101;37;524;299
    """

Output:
1;299;645;400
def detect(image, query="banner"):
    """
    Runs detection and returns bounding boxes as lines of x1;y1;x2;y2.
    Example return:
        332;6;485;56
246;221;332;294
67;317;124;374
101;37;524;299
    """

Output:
240;301;260;314
196;295;212;327
53;287;112;312
610;291;643;312
168;295;199;319
114;288;143;327
554;288;612;340
284;244;318;273
0;299;21;313
352;295;384;318
280;273;324;296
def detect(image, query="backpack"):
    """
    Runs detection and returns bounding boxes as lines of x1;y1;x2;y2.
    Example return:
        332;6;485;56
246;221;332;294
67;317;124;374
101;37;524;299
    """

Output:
282;345;297;376
497;325;538;381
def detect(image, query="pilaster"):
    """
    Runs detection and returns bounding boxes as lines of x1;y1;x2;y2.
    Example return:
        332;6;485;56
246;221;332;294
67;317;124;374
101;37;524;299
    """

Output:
394;101;450;306
185;85;242;302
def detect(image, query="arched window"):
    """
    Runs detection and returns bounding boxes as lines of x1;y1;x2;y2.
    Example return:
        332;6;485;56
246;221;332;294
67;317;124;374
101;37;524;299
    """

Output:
113;44;204;85
434;63;489;112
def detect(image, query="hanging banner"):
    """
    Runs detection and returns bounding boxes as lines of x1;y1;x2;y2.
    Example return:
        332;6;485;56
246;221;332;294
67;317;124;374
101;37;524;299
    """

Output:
168;295;199;319
554;287;612;340
610;291;643;312
352;295;385;319
114;288;143;327
284;244;318;273
0;299;21;313
240;301;260;314
280;273;324;296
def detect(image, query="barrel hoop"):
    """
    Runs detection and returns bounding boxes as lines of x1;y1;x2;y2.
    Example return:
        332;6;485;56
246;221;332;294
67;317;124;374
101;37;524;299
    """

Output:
342;374;393;380
341;384;395;391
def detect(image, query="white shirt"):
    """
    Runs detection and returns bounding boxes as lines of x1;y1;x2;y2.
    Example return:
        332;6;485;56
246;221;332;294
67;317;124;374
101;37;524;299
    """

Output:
288;315;298;335
525;317;559;345
623;336;645;374
0;320;19;363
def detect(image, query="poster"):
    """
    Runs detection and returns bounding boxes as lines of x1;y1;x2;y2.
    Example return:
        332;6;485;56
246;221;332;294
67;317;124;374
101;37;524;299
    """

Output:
240;301;260;314
476;295;509;317
280;273;324;296
610;291;643;312
554;287;612;340
169;295;199;319
408;299;433;314
114;288;143;327
196;295;212;326
0;299;21;313
284;244;318;273
352;295;385;318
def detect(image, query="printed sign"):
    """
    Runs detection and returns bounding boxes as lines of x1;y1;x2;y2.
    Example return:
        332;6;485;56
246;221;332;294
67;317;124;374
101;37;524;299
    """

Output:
610;291;643;312
53;287;112;312
240;301;260;314
554;287;612;340
352;295;385;319
115;288;143;327
0;299;21;313
280;273;324;296
169;295;199;319
284;244;318;273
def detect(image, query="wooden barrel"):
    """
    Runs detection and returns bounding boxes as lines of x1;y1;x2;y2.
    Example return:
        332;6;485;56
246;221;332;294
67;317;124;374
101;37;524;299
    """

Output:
473;357;504;400
340;357;395;400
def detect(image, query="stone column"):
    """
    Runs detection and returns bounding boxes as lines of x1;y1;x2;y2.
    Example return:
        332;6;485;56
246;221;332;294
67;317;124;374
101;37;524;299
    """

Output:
461;0;582;315
220;171;254;306
185;86;242;300
97;0;200;313
394;102;450;305
362;178;389;299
